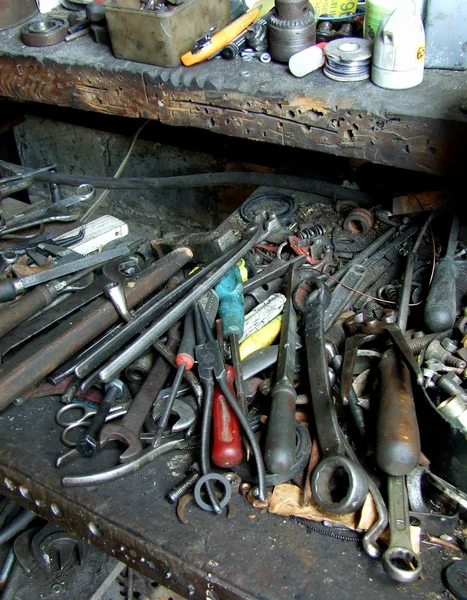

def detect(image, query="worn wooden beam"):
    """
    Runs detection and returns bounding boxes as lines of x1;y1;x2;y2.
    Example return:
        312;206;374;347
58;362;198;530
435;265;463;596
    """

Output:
0;52;465;176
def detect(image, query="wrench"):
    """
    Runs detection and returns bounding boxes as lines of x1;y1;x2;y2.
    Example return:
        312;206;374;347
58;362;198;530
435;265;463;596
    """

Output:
98;214;282;383
383;475;422;583
99;322;182;463
293;275;368;514
151;397;197;434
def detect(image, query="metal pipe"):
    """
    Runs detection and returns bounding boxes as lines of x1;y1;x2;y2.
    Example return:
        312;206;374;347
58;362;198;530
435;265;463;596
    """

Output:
98;220;279;383
0;248;193;410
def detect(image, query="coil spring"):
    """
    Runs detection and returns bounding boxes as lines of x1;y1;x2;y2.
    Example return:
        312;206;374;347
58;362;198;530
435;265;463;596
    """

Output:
296;225;325;240
378;284;399;303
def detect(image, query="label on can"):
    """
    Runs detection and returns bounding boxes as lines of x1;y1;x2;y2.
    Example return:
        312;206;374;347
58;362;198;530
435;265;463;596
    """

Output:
312;0;358;18
364;1;404;40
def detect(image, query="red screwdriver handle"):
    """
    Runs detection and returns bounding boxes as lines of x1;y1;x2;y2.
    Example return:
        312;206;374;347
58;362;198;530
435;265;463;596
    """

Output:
212;365;243;468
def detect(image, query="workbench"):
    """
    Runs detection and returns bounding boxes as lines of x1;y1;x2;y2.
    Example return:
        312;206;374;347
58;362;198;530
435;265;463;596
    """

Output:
0;397;456;600
0;22;466;177
0;16;466;600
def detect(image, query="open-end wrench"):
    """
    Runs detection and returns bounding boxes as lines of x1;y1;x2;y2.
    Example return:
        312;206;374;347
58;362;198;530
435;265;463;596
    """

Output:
151;397;197;434
383;475;422;583
293;275;368;514
99;321;182;462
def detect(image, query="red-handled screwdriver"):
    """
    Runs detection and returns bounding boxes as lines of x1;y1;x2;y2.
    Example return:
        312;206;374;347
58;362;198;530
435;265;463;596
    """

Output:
212;365;243;468
153;310;196;447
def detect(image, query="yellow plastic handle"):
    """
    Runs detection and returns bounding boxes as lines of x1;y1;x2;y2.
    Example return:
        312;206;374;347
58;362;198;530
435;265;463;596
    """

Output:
182;7;261;66
239;315;282;361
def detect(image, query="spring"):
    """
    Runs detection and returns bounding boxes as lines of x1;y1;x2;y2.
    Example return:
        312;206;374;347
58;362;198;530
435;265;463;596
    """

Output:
296;224;325;240
377;284;399;303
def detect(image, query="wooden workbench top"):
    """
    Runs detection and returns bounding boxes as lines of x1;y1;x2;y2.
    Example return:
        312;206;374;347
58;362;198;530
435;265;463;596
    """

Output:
0;21;466;176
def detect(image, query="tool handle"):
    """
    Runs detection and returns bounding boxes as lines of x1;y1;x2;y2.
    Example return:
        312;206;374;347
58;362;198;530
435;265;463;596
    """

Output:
181;8;260;66
424;258;458;332
0;279;18;302
264;379;297;474
211;365;242;468
239;315;282;360
215;266;244;338
176;309;196;370
376;349;420;476
0;284;56;339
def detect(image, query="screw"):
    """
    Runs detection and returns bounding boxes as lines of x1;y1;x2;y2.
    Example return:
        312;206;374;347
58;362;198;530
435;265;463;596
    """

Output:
425;359;465;375
437;373;467;404
425;340;466;369
166;463;201;504
407;331;450;355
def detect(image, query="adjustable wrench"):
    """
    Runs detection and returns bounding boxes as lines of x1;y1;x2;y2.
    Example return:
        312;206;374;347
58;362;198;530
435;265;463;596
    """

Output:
294;275;368;514
383;475;422;583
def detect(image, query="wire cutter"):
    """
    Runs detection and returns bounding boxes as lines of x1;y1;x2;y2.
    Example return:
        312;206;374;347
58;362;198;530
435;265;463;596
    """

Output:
194;302;267;512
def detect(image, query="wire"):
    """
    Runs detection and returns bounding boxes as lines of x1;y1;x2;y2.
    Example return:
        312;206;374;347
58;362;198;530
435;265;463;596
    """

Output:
82;119;150;223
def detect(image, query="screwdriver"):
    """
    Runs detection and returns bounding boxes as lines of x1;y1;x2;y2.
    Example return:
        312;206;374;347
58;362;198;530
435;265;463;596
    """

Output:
424;214;459;332
152;309;196;447
214;266;246;462
212;365;242;468
263;269;298;474
181;7;261;66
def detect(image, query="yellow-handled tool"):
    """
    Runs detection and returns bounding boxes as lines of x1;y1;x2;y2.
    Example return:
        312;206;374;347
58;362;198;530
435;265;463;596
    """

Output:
239;315;282;361
181;7;260;66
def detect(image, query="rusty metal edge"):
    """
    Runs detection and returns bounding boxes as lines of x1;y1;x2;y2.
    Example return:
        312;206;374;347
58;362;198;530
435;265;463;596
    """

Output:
0;462;259;600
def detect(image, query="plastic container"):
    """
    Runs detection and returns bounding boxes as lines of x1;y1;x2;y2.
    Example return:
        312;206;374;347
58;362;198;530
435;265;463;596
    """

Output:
105;0;230;68
371;3;425;90
289;42;327;77
364;0;405;41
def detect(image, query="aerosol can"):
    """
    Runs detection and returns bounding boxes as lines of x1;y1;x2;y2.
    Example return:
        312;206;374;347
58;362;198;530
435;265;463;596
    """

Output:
371;3;425;90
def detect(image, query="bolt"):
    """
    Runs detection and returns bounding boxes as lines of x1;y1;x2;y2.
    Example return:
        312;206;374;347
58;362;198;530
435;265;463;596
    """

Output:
442;338;459;353
438;395;466;421
425;359;465;375
239;482;252;497
437;373;467;404
425;340;466;369
166;463;201;504
407;332;449;355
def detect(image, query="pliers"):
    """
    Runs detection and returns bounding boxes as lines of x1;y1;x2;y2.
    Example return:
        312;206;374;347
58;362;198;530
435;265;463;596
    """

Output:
194;302;267;512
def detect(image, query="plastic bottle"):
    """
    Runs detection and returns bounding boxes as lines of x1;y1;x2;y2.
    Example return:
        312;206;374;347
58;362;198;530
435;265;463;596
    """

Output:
364;0;405;41
371;4;425;89
289;42;327;77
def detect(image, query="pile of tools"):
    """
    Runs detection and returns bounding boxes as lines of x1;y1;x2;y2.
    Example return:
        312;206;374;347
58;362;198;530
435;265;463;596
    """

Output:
1;161;467;586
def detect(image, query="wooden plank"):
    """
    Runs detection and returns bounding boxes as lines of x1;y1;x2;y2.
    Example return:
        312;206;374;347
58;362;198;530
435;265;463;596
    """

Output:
0;50;465;176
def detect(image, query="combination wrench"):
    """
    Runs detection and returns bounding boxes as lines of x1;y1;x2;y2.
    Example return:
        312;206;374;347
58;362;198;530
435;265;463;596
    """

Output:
383;475;422;583
293;275;368;514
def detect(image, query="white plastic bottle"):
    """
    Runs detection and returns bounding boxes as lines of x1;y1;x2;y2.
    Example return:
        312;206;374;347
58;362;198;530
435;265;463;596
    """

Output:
371;4;425;89
289;42;327;78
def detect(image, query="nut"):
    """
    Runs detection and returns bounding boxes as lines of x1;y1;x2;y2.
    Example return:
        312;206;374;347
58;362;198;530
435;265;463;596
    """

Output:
442;338;459;353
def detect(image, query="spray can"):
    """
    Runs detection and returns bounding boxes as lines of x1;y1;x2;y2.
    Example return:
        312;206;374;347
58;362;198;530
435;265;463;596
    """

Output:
371;4;425;90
